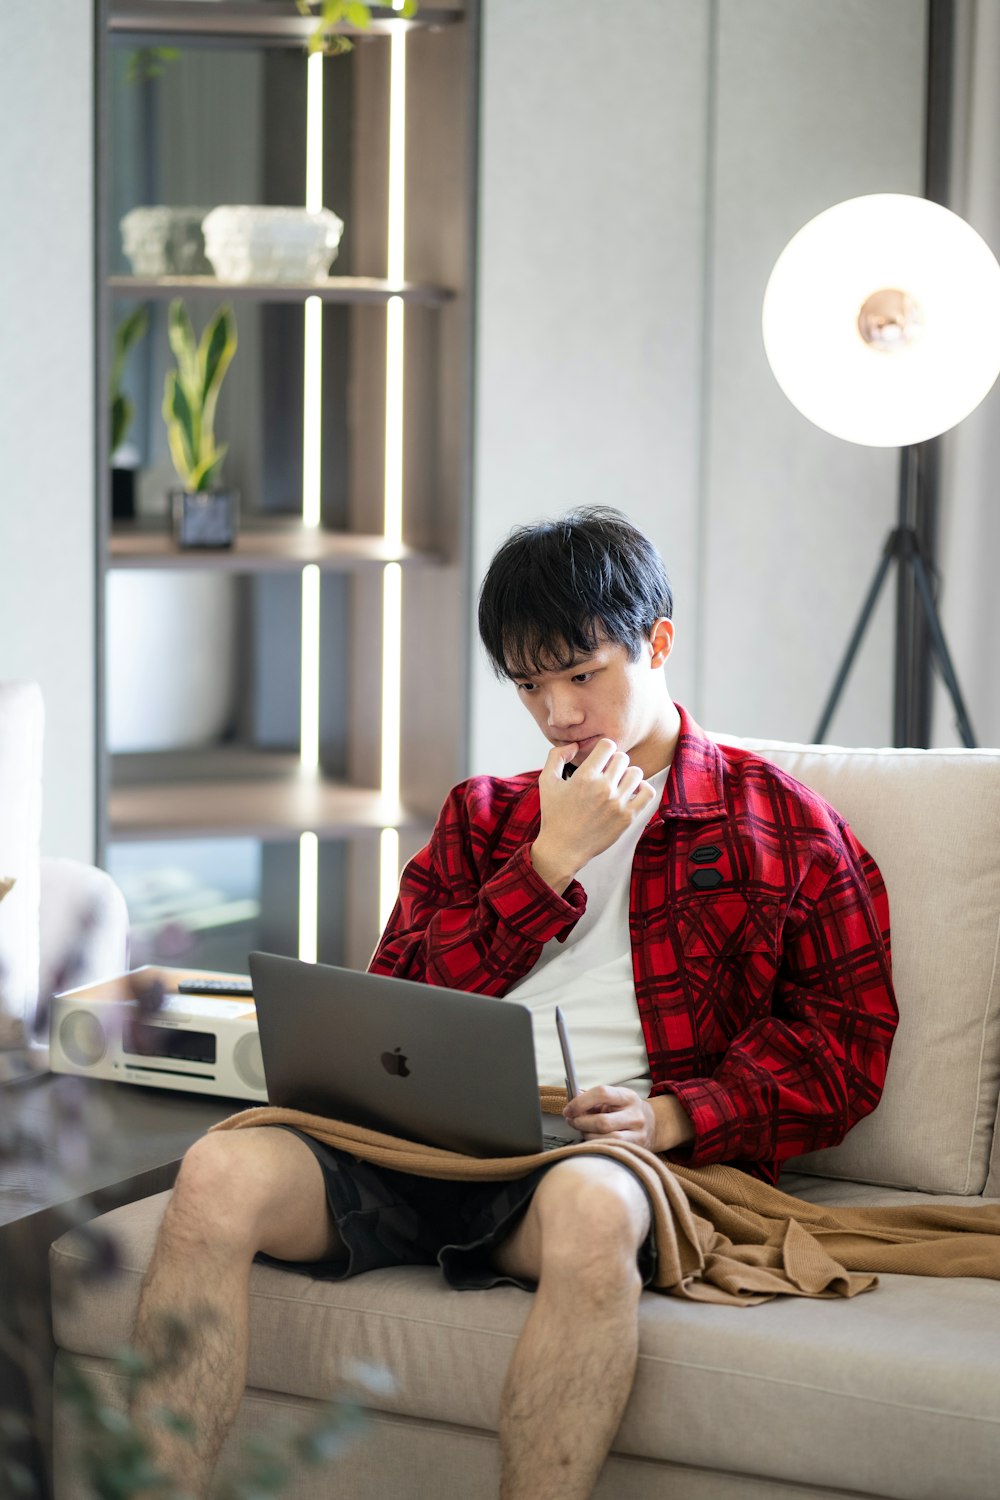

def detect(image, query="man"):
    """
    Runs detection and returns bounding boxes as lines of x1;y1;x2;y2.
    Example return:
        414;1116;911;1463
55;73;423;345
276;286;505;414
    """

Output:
132;508;897;1500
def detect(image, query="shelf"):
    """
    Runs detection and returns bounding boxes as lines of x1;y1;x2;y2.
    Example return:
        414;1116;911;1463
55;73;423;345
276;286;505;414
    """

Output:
109;275;454;307
109;749;434;841
109;522;443;572
109;2;464;48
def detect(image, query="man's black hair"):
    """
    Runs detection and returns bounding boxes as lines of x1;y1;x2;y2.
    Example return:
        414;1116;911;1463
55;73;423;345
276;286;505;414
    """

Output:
478;507;673;680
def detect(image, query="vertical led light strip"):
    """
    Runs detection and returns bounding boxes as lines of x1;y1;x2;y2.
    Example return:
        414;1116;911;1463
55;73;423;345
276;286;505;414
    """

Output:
303;49;324;529
379;26;407;914
299;50;325;961
384;29;406;549
298;831;319;964
300;563;321;770
380;560;402;801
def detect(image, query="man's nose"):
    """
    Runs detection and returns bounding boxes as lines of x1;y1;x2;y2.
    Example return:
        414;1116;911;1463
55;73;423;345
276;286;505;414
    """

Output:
546;688;585;729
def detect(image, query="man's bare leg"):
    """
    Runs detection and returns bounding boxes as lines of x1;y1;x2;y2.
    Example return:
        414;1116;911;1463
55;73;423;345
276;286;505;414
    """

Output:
130;1128;342;1497
492;1157;651;1500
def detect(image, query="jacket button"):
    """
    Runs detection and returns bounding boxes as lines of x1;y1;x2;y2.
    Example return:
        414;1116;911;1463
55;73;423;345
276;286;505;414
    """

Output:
690;844;722;865
691;868;724;890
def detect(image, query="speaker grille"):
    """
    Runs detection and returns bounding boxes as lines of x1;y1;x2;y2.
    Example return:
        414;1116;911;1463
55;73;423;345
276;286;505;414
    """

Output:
59;1008;108;1067
233;1032;265;1093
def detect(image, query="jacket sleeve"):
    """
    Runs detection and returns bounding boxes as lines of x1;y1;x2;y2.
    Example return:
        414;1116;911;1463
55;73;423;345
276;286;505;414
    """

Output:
656;825;898;1173
368;781;586;994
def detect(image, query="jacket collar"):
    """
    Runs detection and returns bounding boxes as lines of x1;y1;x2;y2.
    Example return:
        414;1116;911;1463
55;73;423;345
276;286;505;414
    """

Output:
657;703;728;823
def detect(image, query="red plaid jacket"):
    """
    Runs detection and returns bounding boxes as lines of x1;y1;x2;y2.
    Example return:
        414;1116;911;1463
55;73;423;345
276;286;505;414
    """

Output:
370;706;897;1183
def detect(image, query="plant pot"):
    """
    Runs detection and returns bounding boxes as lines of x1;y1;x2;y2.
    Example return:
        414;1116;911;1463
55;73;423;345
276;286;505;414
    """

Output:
171;489;239;549
112;466;137;521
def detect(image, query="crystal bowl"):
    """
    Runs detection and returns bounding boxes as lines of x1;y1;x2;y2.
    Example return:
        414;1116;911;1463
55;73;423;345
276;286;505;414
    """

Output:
120;206;213;276
201;205;346;284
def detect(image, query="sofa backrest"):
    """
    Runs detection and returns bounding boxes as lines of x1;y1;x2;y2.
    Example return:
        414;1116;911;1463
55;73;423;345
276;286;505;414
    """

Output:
0;682;44;1031
714;735;1000;1196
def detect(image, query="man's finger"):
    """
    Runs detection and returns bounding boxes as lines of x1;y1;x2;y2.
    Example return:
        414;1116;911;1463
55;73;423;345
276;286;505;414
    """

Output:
565;1084;618;1117
542;741;578;779
579;738;619;773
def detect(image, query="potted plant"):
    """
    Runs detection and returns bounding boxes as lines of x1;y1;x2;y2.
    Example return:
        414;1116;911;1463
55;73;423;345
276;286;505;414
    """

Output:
297;0;417;54
110;305;148;521
162;298;239;548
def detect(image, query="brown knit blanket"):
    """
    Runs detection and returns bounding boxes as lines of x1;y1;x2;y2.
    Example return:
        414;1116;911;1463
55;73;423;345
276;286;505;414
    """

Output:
210;1094;1000;1307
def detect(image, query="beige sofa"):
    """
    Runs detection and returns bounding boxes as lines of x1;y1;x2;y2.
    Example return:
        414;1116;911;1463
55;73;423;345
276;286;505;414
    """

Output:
50;737;1000;1499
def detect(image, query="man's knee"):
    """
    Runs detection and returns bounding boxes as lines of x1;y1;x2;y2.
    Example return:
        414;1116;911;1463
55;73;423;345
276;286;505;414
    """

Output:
533;1160;650;1296
165;1130;284;1255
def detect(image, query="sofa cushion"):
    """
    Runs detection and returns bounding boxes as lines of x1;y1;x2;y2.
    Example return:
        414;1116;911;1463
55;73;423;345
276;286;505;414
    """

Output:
0;683;43;1030
716;737;1000;1195
986;1118;1000;1199
51;1192;1000;1500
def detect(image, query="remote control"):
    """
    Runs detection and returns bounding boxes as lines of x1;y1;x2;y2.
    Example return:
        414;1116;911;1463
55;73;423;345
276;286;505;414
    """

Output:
176;977;254;997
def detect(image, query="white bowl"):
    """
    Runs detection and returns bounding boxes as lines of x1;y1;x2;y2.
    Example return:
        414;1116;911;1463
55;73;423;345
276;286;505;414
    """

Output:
120;206;213;276
201;205;345;283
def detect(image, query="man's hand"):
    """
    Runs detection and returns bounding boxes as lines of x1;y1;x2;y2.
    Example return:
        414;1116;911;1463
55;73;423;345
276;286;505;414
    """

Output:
563;1086;695;1153
530;739;658;895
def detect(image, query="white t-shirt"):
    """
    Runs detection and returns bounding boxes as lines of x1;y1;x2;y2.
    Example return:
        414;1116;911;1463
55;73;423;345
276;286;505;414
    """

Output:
504;766;670;1096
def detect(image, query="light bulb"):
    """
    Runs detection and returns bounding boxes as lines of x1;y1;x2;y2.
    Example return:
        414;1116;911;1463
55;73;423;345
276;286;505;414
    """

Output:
762;194;1000;447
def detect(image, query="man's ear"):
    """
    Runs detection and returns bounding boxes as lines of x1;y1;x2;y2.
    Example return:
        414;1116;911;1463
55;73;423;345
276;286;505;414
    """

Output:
649;618;674;669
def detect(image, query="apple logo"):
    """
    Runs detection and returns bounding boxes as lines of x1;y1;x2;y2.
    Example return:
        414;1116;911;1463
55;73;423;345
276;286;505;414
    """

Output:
381;1047;411;1078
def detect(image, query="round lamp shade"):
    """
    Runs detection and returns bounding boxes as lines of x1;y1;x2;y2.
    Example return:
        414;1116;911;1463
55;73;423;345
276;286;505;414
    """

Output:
762;193;1000;447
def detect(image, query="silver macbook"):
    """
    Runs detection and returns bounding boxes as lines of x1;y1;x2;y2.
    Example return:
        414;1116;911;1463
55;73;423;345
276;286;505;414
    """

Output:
248;951;581;1157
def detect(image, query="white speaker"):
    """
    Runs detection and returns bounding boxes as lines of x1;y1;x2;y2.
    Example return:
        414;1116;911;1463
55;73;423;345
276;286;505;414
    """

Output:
50;989;267;1103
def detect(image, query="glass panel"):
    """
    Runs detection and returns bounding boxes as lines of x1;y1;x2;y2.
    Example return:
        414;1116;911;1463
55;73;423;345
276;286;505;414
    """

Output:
107;837;263;973
106;836;350;973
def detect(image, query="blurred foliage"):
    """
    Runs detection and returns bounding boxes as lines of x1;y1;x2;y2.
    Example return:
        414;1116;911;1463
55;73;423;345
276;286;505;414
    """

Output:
55;1339;378;1500
298;1;418;55
1;928;388;1496
125;48;181;85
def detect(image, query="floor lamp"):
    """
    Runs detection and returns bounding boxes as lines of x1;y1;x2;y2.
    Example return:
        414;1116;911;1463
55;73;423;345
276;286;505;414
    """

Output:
761;193;1000;748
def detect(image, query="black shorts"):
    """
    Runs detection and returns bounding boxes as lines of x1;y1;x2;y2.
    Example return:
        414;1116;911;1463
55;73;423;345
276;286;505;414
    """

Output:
256;1126;658;1292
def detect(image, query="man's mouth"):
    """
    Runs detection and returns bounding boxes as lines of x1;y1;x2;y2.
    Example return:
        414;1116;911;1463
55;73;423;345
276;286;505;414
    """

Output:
559;735;601;757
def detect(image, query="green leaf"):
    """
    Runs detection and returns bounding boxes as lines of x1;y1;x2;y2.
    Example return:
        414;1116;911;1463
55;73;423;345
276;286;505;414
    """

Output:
193;442;228;492
163;370;197;488
167;299;200;400
125;46;181;84
198;305;237;452
111;391;132;454
110;305;148;392
347;2;372;27
153;1406;197;1442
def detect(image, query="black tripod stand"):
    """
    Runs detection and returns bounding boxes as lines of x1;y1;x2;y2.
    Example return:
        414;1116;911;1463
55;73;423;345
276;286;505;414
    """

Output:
813;445;977;747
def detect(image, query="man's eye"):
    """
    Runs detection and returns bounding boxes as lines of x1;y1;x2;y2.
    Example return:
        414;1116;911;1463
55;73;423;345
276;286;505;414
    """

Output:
516;682;536;693
571;672;593;684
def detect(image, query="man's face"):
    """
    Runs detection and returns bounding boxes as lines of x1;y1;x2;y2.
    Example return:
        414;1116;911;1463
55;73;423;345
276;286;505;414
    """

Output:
510;624;674;771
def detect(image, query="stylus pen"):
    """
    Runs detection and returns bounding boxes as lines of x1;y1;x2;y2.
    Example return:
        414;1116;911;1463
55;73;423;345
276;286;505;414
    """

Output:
555;1005;580;1102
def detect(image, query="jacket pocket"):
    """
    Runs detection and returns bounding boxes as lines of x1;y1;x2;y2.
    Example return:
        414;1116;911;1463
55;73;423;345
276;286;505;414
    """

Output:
673;894;782;1056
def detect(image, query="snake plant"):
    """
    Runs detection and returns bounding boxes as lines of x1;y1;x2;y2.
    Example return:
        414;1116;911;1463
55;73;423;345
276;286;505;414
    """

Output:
162;299;237;492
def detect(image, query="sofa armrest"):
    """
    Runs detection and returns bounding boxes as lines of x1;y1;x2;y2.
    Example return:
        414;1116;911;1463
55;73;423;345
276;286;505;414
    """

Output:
40;858;129;995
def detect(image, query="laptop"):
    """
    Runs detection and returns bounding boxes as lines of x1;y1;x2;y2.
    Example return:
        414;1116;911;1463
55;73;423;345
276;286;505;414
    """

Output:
248;951;582;1157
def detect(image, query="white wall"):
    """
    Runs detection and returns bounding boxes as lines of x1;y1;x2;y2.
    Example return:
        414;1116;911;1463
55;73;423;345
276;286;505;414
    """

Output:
472;0;712;774
0;1;96;859
472;0;927;772
701;0;924;745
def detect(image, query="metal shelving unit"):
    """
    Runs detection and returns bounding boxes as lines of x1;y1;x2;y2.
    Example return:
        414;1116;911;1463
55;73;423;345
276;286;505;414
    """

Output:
109;1;463;47
109;748;428;841
109;522;441;571
98;0;477;967
109;274;454;305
